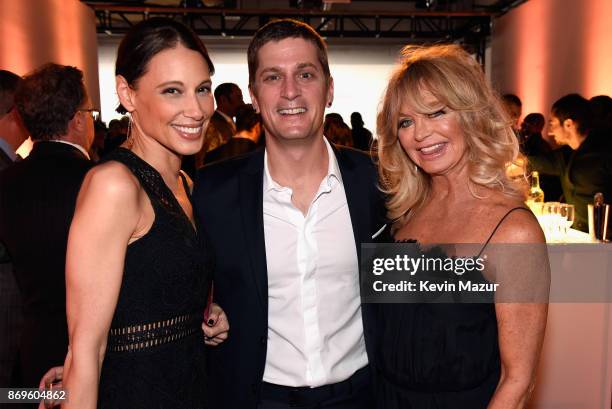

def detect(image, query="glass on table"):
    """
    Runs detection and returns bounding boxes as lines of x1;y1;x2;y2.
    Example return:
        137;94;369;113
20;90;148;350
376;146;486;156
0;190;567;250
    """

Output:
559;203;575;236
540;202;563;241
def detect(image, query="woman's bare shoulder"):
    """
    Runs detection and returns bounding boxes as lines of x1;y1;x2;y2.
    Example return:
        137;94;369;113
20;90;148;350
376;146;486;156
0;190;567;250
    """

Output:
487;197;545;244
81;161;141;202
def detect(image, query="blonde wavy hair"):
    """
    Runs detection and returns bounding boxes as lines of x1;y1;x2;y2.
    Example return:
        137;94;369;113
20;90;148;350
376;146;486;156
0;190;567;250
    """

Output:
376;44;526;227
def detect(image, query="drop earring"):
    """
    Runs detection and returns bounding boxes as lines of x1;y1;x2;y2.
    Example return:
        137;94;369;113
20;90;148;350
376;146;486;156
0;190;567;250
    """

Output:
126;113;134;148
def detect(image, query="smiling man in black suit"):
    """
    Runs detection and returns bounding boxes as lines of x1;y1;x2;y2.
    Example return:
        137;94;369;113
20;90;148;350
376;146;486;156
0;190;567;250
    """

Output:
0;63;93;390
194;19;385;409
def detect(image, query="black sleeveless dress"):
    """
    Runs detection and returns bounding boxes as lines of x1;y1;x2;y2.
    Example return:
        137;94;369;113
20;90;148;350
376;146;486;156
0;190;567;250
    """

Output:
375;208;529;408
98;148;211;409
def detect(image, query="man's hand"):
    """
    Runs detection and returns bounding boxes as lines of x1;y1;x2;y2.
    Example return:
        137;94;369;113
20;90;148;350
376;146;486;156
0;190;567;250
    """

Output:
37;366;63;408
203;303;229;346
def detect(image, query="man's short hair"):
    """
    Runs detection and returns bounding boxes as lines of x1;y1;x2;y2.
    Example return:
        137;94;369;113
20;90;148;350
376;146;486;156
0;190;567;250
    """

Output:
0;70;22;117
552;93;590;135
350;112;364;127
502;93;522;108
524;112;545;127
247;18;330;87
214;83;240;104
15;63;86;141
589;95;612;132
235;104;260;132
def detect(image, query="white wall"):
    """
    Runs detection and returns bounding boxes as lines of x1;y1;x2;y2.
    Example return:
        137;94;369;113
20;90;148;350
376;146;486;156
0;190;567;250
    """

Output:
97;36;404;135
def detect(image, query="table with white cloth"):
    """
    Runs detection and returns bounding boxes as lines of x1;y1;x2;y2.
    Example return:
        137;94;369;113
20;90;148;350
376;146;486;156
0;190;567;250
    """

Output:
529;229;612;409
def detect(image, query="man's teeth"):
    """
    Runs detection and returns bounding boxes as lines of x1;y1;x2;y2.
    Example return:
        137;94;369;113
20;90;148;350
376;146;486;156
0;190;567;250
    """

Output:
173;125;202;134
420;143;445;154
278;108;306;115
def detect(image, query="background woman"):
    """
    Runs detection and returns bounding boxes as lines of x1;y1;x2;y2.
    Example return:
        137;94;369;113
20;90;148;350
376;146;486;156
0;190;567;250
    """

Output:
376;44;548;408
62;18;218;408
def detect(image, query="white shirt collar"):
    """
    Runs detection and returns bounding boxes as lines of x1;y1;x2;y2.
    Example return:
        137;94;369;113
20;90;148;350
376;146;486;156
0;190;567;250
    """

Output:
47;140;90;160
263;137;341;193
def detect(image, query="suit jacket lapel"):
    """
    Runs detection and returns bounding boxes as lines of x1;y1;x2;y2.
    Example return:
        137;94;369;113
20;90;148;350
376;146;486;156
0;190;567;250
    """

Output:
239;151;268;313
334;146;371;261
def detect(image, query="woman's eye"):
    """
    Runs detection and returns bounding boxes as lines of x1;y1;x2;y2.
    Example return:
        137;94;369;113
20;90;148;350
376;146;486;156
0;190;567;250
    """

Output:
428;109;446;118
163;88;180;95
399;118;413;128
398;118;413;129
197;86;211;94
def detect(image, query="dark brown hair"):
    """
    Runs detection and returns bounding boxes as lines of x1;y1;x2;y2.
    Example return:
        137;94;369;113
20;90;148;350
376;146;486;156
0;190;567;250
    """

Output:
115;17;215;114
15;63;85;141
247;18;330;87
552;93;590;135
0;70;22;117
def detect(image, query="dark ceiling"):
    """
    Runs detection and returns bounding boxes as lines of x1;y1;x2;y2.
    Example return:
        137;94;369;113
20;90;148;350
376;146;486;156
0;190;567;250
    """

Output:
81;0;528;62
82;0;526;14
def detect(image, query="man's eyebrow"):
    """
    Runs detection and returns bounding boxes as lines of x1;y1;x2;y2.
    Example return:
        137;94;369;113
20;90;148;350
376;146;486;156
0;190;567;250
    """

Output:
258;63;319;75
296;62;319;71
259;67;281;75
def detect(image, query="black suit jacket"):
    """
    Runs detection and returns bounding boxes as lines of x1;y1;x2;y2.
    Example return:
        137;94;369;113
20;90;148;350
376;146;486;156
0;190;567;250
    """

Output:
204;137;257;165
0;141;92;387
0;147;13;171
207;110;236;143
194;145;386;409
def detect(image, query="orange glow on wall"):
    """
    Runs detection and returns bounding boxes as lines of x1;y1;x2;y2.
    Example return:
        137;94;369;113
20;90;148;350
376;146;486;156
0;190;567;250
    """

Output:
583;0;612;97
0;0;99;107
492;0;612;123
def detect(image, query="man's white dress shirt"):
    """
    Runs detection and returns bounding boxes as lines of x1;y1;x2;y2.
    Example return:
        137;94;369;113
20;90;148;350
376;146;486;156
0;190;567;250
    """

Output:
262;138;368;388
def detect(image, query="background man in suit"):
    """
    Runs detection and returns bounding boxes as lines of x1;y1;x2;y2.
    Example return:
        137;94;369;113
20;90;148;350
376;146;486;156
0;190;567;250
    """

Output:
194;19;385;409
0;70;28;167
350;112;373;152
0;69;29;388
204;103;261;164
0;63;93;390
194;82;244;166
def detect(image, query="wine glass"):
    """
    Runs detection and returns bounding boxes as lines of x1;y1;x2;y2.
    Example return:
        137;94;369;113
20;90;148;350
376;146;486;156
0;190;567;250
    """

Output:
559;203;575;236
541;202;562;241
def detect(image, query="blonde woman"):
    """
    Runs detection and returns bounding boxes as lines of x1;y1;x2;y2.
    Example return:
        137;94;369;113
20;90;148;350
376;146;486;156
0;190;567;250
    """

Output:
375;44;548;408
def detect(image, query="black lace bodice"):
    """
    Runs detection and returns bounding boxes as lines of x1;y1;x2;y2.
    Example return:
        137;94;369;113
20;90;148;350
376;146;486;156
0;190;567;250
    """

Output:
98;148;210;409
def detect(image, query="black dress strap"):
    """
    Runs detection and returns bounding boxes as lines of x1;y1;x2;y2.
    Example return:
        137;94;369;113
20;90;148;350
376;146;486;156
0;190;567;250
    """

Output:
478;207;531;257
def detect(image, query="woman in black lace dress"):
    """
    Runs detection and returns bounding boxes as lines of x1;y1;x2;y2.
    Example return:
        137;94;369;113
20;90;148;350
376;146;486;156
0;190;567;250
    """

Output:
374;45;549;408
61;18;227;408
